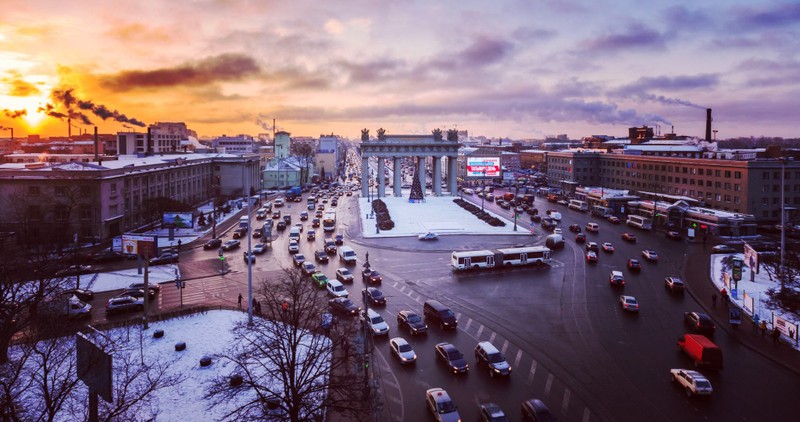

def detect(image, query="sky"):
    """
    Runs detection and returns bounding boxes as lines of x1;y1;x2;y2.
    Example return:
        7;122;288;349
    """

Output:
1;0;799;140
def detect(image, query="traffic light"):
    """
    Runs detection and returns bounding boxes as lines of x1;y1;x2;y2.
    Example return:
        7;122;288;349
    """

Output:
364;355;370;369
692;222;698;229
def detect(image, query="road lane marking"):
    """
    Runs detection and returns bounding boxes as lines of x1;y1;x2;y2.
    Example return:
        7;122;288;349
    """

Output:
562;388;571;414
501;339;509;354
488;332;496;343
527;361;537;385
544;373;553;395
464;318;472;331
513;349;522;369
582;408;591;422
476;324;484;339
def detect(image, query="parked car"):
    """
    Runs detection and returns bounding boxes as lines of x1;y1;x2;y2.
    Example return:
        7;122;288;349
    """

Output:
389;337;417;365
203;238;222;250
397;310;428;335
418;232;439;241
63;288;94;302
149;252;179;266
362;287;386;306
619;295;639;312
336;268;354;283
105;296;144;316
328;297;360;316
128;282;160;292
665;276;685;292
56;264;94;277
222;240;241;251
117;288;155;301
435;342;469;374
91;250;123;263
711;244;734;253
670;368;713;397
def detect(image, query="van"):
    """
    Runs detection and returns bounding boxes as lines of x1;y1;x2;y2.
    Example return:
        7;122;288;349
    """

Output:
338;246;357;264
678;334;724;370
545;234;564;249
474;341;511;377
585;222;599;232
288;227;301;241
423;300;457;330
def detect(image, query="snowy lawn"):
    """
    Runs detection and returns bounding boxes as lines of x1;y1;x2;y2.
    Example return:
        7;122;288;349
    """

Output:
82;264;180;293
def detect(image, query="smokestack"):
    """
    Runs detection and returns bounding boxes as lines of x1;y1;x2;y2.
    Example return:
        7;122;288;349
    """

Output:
705;108;712;142
68;118;71;138
147;126;152;155
94;126;99;161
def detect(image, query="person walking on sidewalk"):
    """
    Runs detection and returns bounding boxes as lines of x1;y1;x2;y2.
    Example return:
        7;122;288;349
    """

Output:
237;293;243;309
760;320;768;336
753;314;760;332
721;288;729;304
772;328;781;344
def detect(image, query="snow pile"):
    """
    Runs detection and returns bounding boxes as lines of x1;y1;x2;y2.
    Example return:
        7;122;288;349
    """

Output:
86;264;179;292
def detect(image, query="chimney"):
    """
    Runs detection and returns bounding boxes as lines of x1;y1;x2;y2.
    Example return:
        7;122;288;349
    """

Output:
68;118;71;138
93;126;99;162
705;108;712;142
147;126;153;155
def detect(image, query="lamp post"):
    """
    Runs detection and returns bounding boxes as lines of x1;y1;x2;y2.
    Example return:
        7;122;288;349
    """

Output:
513;209;519;232
481;170;486;212
779;158;786;286
246;163;253;326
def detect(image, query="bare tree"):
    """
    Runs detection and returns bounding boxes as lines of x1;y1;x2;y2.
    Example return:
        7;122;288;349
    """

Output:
760;251;800;314
205;269;366;421
0;343;33;421
290;142;315;186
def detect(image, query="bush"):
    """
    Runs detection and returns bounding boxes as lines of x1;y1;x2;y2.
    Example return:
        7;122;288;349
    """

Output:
372;199;395;231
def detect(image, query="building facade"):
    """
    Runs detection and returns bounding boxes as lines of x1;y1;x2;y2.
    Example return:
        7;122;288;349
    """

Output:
211;134;257;154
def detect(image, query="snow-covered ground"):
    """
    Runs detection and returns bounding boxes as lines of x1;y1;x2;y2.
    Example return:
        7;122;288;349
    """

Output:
75;264;180;293
144;200;247;249
710;253;799;351
358;195;530;238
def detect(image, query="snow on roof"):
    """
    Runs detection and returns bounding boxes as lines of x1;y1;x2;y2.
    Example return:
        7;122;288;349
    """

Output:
624;145;702;152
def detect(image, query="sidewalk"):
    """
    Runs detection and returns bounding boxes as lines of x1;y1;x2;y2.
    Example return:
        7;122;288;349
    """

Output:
686;242;800;375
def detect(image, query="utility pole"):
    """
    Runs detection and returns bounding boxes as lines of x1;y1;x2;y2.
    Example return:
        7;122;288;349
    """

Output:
246;163;254;326
143;257;150;329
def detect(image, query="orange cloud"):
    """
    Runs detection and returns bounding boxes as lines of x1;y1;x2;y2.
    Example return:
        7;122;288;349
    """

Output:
4;76;41;96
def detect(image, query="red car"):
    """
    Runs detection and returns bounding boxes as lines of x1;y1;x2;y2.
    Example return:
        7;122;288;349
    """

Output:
622;233;637;242
575;233;586;243
627;259;642;271
586;251;598;263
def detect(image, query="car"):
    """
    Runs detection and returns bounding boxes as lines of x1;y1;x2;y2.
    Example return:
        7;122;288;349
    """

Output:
292;253;306;267
149;252;179;266
711;244;734;253
362;287;386;306
684;311;716;335
294;223;303;233
619;295;639;312
435;342;469;374
283;215;292;225
553;228;562;235
222;240;241;251
300;211;309;221
361;308;389;336
272;211;281;219
287;240;299;254
253;243;268;254
627;259;642;271
586;242;599;252
418;232;439;241
362;269;382;284
116;288;156;301
128;282;161;292
252;228;263;238
389;337;417;365
585;222;599;233
328;297;360;316
334;234;344;245
324;240;337;254
91;250;123;263
531;214;542;223
601;242;615;252
622;232;637;242
664;276;685;292
307;230;316;240
336;267;354;283
326;279;347;297
607;216;621;224
276;221;287;231
105;296;144;316
63;288;95;302
575;233;586;243
585;250;598;263
642;249;659;261
474;341;512;377
232;227;248;239
425;388;461;422
315;209;323;218
670;369;713;397
307;203;315;211
568;224;581;233
243;251;256;263
609;270;625;286
479;403;508;422
314;249;329;263
397;310;428;335
521;398;556;422
317;204;325;211
666;231;682;240
311;218;321;227
301;261;316;276
311;271;330;288
56;264;94;277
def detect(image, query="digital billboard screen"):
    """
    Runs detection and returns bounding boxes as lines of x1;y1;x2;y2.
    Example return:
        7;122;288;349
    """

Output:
466;157;501;178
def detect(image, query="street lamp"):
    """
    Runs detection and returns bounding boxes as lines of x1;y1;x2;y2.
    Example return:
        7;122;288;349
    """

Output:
779;158;786;285
481;170;486;212
513;209;519;232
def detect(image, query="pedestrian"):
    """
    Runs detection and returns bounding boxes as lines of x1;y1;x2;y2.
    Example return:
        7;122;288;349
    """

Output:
721;288;728;304
753;314;760;331
255;301;261;315
712;293;717;308
237;293;242;309
760;320;767;336
772;328;781;344
252;298;257;310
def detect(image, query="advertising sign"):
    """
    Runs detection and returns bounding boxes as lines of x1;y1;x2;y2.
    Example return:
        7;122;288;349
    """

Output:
743;292;755;315
121;234;157;258
744;242;759;274
466;157;501;178
162;212;194;228
772;314;798;342
76;332;112;402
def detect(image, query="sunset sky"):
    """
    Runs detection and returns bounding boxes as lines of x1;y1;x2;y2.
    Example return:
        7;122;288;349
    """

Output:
1;0;798;140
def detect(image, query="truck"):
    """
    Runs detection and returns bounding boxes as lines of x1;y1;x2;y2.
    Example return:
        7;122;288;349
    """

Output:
239;216;250;229
677;334;723;370
285;186;303;200
40;294;92;320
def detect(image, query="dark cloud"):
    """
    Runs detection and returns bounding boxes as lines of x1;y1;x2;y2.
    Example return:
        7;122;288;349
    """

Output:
103;53;261;90
733;3;800;28
663;6;713;29
581;24;667;51
3;109;27;119
625;74;719;91
459;37;514;66
334;58;404;84
735;58;800;87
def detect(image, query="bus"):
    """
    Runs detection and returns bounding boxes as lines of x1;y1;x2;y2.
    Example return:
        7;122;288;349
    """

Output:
591;205;612;218
451;246;552;270
568;199;589;212
627;215;653;230
322;210;336;232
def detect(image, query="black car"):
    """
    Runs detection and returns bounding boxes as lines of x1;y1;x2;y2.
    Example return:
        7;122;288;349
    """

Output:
117;288;156;301
530;214;542;223
362;269;382;284
314;250;329;263
91;250;123;263
64;288;94;302
222;240;241;251
362;287;386;307
328;297;360;316
435;342;469;374
203;238;223;250
627;259;642;271
521;399;556;422
575;233;586;243
276;221;287;231
312;218;321;228
324;240;337;255
148;252;179;266
569;224;581;233
666;231;682;240
334;234;344;245
283;215;292;224
684;312;716;335
397;310;427;335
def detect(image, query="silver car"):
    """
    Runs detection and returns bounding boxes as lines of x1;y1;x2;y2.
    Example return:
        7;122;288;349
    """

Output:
389;337;416;365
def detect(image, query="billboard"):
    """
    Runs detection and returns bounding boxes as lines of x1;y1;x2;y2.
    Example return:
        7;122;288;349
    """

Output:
162;212;194;228
744;242;759;274
466;157;501;178
121;234;157;257
76;332;113;402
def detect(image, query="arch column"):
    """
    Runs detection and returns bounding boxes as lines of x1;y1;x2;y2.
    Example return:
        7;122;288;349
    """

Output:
448;155;458;195
361;157;369;197
417;156;426;196
393;157;402;197
433;156;442;196
377;157;385;198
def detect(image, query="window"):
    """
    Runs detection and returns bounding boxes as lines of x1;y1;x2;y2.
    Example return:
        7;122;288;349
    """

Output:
698;169;704;175
724;183;731;190
716;194;721;201
725;171;731;178
763;172;769;180
724;195;731;203
80;205;92;220
734;196;741;204
110;183;117;194
734;184;741;191
735;171;741;179
715;170;721;177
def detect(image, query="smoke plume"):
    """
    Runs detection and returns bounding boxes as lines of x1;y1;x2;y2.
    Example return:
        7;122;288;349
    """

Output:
49;88;146;127
3;109;27;119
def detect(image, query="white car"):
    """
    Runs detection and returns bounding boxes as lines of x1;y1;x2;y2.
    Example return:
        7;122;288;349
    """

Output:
642;249;659;261
550;211;562;221
711;244;734;253
389;337;417;365
336;268;354;283
553;228;562;235
326;280;348;298
253;243;268;254
287;240;299;254
463;188;474;195
418;232;439;241
619;295;639;312
301;261;316;276
361;308;389;336
425;388;460;422
670;369;713;397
